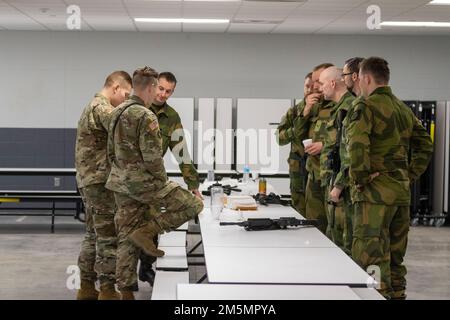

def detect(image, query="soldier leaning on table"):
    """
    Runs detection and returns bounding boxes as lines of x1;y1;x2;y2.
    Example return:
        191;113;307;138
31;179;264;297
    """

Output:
139;72;202;287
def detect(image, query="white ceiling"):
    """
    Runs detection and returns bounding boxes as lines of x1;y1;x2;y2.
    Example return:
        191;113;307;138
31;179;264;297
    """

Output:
0;0;449;35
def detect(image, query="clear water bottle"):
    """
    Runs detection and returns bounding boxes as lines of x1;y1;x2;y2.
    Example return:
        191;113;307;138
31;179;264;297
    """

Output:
207;169;215;182
243;165;250;184
210;185;224;220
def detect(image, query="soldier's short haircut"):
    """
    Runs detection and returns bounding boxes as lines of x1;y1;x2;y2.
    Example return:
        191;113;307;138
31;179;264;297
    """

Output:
159;72;177;85
104;71;132;88
313;63;334;72
344;57;364;74
360;57;390;85
305;72;312;80
132;66;158;90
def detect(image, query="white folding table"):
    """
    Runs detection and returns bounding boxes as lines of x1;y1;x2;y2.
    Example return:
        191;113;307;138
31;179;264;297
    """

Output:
152;271;190;300
199;211;337;249
156;247;188;271
158;231;187;247
176;284;363;300
203;246;374;287
195;181;376;295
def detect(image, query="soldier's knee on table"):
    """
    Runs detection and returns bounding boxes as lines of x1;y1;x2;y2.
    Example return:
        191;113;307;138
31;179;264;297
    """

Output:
192;196;204;214
182;193;204;219
161;187;203;217
144;205;161;220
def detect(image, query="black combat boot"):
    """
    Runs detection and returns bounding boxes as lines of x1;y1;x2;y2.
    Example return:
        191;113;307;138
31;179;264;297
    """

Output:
138;262;156;286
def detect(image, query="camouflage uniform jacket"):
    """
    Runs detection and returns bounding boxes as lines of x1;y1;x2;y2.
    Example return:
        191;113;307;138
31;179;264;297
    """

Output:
105;95;177;199
336;95;364;190
150;103;199;190
75;93;114;188
320;91;355;186
276;100;307;176
294;99;335;181
346;86;433;205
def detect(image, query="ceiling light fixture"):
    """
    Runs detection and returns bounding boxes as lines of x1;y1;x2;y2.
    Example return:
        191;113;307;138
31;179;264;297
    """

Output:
184;0;241;2
428;0;450;5
135;18;229;24
380;21;450;27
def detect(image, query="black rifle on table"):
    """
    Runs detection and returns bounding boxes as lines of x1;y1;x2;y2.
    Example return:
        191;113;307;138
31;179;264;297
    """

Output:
253;192;290;206
201;182;241;196
220;217;318;231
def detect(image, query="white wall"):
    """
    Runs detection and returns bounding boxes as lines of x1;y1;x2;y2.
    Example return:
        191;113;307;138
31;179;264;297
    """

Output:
1;31;450;129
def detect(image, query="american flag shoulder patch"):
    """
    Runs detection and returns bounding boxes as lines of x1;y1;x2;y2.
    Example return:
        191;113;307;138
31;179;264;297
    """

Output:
149;119;159;131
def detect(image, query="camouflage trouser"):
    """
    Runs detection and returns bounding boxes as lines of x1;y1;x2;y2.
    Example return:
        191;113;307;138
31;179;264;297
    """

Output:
290;169;307;215
113;187;203;291
325;185;353;256
139;205;163;274
342;188;354;255
289;162;307;215
291;191;306;216
305;174;327;234
352;202;410;300
77;184;117;286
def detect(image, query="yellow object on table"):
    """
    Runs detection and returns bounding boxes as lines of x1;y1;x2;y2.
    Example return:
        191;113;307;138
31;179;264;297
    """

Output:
0;198;20;203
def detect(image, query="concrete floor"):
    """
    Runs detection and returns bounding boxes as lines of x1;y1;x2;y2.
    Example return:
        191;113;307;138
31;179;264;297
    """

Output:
0;214;448;300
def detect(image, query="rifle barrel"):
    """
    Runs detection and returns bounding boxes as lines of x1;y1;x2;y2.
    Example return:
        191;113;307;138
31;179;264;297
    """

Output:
219;222;245;226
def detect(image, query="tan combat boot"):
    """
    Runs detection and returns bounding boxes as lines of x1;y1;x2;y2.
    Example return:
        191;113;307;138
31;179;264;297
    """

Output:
120;290;135;300
98;283;120;300
76;280;99;300
128;222;165;257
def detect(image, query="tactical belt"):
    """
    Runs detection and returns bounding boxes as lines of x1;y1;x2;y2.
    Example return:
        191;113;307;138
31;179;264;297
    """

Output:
289;152;303;161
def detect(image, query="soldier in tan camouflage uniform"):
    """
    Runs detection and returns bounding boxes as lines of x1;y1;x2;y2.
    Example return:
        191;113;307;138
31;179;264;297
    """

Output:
105;67;203;300
139;72;202;286
75;71;133;300
318;66;355;255
294;63;335;234
347;57;433;299
276;73;313;215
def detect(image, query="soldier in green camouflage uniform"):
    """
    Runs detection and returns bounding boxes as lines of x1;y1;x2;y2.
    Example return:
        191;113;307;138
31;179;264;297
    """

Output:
140;72;202;285
329;57;365;254
294;63;335;234
342;57;364;98
318;66;355;255
276;73;313;215
105;67;203;300
346;57;433;299
75;71;132;300
151;72;200;194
